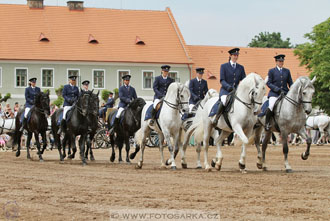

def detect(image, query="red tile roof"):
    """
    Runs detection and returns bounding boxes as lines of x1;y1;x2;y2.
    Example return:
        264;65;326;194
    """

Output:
188;45;309;90
0;4;192;64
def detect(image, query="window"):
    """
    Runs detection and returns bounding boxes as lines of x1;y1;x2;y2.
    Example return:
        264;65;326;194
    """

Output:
118;70;130;87
0;67;2;87
15;68;28;87
93;69;105;88
67;69;80;84
41;68;54;87
143;71;154;89
169;71;180;82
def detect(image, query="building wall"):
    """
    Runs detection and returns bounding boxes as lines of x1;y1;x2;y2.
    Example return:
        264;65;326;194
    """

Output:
0;60;191;106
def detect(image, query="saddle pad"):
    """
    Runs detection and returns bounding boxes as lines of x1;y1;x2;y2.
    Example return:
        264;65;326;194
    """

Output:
110;110;125;127
209;100;220;117
144;104;162;121
258;100;269;117
181;112;195;121
20;109;33;123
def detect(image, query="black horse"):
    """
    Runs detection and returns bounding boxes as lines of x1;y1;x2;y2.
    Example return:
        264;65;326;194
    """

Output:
51;90;91;164
13;92;50;161
84;91;100;161
107;98;146;163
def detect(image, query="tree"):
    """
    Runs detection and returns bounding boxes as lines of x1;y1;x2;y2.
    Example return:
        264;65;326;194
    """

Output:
248;32;293;48
53;85;64;108
0;93;11;103
101;89;111;102
294;17;330;115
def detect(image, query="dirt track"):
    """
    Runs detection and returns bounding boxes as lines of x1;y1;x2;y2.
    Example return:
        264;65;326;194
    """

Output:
1;144;330;220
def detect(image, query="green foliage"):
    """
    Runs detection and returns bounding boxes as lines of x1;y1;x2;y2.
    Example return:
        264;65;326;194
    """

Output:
101;89;111;102
55;85;64;97
0;93;11;103
294;17;330;114
113;88;119;100
53;96;64;108
248;32;293;48
43;89;50;94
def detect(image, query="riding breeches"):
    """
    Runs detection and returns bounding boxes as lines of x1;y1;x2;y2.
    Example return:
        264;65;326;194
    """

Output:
153;99;161;109
189;104;195;112
24;107;31;118
116;107;125;118
268;96;279;111
220;95;227;105
63;106;72;120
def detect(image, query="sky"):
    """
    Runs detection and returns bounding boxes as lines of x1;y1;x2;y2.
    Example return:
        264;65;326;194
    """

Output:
1;0;329;47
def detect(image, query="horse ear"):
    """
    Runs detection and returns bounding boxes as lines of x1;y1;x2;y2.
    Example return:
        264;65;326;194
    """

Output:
97;90;100;96
311;76;316;83
91;89;94;93
254;76;259;87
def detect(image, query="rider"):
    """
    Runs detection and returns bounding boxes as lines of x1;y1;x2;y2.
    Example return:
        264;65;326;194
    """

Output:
111;74;137;133
57;75;79;135
19;77;41;132
81;80;90;92
265;54;293;131
99;92;114;117
212;48;246;126
188;67;208;114
149;65;174;126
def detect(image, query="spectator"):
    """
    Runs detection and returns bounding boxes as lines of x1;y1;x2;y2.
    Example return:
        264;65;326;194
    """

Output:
14;102;19;116
0;104;4;118
50;103;58;115
4;105;14;118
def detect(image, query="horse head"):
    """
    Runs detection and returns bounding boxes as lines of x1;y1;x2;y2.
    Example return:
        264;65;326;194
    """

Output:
35;92;50;116
298;77;315;115
77;89;91;116
128;97;146;113
89;91;100;116
177;83;190;114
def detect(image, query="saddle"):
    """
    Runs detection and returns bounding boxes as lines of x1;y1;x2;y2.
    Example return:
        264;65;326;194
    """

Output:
20;108;33;124
144;101;163;121
110;109;125;127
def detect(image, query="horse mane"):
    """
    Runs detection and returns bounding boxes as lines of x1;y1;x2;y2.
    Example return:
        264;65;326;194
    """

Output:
237;73;262;92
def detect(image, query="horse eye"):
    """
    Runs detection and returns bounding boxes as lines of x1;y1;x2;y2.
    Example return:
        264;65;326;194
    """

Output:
303;92;306;95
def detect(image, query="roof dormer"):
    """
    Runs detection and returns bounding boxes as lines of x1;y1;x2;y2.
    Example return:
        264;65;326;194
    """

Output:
135;36;145;45
39;33;49;42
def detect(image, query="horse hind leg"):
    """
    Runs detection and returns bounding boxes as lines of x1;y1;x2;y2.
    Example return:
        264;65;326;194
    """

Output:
261;131;272;171
281;133;292;173
298;128;312;161
25;132;33;160
136;129;150;169
125;137;131;164
34;132;43;162
89;135;95;161
78;135;87;166
15;131;23;158
109;135;116;162
254;126;263;169
41;131;47;155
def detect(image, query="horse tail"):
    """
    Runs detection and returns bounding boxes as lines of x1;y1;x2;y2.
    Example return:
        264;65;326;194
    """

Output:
191;119;204;144
12;114;21;147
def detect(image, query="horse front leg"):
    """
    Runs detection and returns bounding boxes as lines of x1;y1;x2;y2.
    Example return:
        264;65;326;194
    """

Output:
118;140;123;163
89;134;95;161
34;132;43;162
68;135;76;159
79;135;87;166
164;130;176;170
180;125;196;169
158;132;166;169
212;131;230;171
280;132;292;173
25;132;33;160
136;128;150;169
254;126;264;169
203;122;212;172
125;137;131;164
298;127;312;161
55;133;64;162
15;131;23;158
261;131;272;171
41;131;47;155
109;134;116;162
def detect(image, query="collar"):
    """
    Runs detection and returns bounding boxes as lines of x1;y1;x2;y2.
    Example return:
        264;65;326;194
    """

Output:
31;86;35;89
69;83;74;87
196;77;202;82
277;66;283;71
162;76;167;80
230;60;237;66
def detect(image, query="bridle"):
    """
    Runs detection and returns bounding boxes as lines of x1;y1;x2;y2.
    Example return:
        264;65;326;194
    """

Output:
163;85;189;114
285;81;313;107
76;93;90;115
235;88;263;110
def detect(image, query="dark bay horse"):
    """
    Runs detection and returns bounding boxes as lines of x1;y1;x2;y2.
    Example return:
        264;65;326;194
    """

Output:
84;91;100;161
13;92;50;161
51;90;91;164
107;97;146;163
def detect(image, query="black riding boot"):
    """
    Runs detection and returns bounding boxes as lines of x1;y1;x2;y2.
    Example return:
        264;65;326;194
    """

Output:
149;108;157;126
57;119;66;135
265;109;273;131
110;118;120;135
212;102;225;127
19;118;27;132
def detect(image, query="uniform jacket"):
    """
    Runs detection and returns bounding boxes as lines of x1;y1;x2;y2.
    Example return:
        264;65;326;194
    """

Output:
219;62;246;96
189;78;208;104
153;75;174;100
25;86;41;108
105;97;114;108
62;84;79;107
118;85;137;108
267;67;293;98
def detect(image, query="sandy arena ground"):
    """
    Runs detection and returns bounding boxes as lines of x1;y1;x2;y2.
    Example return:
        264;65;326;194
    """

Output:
1;144;330;220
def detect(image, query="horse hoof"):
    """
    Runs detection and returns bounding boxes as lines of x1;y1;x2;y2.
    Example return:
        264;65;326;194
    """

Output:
240;169;247;174
301;153;308;160
181;163;188;169
205;167;212;172
110;155;115;162
171;166;177;170
211;160;216;168
16;151;20;157
215;164;221;171
118;160;123;164
39;159;44;162
82;162;87;166
285;169;293;173
126;161;131;165
239;162;246;170
196;166;202;169
90;156;95;161
135;164;142;169
129;153;136;160
165;159;170;166
262;167;268;171
256;163;263;169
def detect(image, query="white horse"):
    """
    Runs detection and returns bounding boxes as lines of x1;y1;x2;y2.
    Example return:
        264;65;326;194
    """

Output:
254;76;316;172
135;82;190;170
0;117;16;134
183;73;266;171
305;114;330;145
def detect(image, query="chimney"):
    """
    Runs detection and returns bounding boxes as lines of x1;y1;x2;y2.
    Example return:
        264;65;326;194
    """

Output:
27;0;43;9
67;1;84;11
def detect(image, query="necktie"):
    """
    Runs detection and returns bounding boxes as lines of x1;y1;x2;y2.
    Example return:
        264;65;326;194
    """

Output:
280;68;282;73
232;63;236;69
